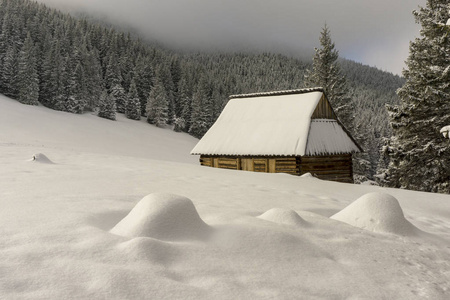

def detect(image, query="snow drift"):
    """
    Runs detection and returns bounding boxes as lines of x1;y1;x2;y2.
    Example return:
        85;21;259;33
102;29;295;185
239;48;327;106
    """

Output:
331;192;419;236
28;153;54;164
110;193;211;241
258;208;307;227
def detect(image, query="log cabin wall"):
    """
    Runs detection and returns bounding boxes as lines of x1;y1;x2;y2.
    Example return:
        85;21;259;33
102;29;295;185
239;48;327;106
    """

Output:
300;154;353;183
200;155;300;176
199;154;353;183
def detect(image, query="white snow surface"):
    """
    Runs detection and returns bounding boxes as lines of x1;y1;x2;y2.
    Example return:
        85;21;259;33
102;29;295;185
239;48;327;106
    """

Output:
2;94;450;299
191;91;325;156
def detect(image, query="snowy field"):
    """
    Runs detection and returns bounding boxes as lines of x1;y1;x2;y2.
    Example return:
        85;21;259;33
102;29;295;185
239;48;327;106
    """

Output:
1;95;450;299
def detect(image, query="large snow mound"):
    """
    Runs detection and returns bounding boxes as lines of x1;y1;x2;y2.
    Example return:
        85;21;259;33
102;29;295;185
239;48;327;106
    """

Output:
28;153;54;164
110;193;211;241
258;208;307;227
330;192;419;236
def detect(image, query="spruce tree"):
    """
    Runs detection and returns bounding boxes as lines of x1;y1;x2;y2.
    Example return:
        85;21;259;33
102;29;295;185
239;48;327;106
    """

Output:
385;0;449;193
189;76;214;138
304;24;352;130
133;55;154;116
126;79;141;120
110;83;127;113
2;43;18;98
98;90;116;120
146;77;169;127
17;33;39;105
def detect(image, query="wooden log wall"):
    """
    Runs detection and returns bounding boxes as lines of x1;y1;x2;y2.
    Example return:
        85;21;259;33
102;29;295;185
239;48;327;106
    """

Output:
311;94;337;120
274;157;300;175
200;156;300;175
300;154;353;183
199;154;353;183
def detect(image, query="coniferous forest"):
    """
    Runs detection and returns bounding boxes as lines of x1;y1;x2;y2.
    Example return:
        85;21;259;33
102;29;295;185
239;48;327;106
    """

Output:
0;0;407;184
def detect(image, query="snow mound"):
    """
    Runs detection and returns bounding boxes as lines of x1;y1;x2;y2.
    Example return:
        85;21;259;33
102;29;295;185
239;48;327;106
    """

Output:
258;208;307;227
300;172;317;179
110;193;211;241
331;192;419;236
28;153;54;164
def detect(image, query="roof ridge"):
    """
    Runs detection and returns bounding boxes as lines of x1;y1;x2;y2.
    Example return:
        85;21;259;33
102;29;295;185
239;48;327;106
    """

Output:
229;87;324;99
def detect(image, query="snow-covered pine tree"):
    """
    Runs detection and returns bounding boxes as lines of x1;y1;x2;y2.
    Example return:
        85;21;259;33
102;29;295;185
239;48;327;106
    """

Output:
126;79;141;120
98;90;116;120
133;55;154;116
84;48;103;111
110;83;127;113
304;24;353;130
189;76;214;138
17;32;39;105
178;76;192;132
146;77;169;127
2;43;19;98
385;0;449;193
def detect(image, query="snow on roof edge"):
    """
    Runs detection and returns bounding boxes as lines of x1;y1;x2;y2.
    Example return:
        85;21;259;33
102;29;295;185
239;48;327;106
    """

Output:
229;87;324;100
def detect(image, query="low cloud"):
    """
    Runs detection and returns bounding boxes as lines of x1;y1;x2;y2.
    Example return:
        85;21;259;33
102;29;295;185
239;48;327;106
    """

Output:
37;0;425;75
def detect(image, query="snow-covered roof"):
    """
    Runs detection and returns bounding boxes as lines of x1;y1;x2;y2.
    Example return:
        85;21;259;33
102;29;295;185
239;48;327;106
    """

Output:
306;119;361;155
191;89;360;156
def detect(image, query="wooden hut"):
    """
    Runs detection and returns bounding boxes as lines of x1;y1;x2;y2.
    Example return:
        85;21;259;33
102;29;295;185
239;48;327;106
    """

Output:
190;88;361;183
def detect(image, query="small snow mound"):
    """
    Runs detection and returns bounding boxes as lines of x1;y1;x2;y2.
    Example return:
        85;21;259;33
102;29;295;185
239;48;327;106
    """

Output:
28;153;53;164
258;208;307;227
110;193;211;241
300;172;316;179
330;192;419;236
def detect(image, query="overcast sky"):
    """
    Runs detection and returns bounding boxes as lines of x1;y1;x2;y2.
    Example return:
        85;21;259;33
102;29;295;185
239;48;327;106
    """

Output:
37;0;426;75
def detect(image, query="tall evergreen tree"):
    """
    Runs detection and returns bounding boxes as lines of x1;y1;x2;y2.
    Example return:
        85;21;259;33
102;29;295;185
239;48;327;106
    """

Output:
146;77;169;127
134;55;154;116
110;83;127;113
189;76;214;138
126;79;141;120
16;33;39;105
98;90;116;120
304;24;352;130
2;43;19;98
385;0;449;193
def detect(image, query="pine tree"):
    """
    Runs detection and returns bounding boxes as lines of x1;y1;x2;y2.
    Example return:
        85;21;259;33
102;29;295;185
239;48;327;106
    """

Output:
178;76;192;131
110;83;127;113
189;76;214;138
385;0;450;193
304;24;353;130
2;43;19;98
98;90;116;120
146;77;169;127
126;79;141;120
134;55;154;116
16;33;39;105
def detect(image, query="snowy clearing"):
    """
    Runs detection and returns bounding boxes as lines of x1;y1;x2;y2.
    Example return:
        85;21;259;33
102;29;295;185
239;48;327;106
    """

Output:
1;95;450;299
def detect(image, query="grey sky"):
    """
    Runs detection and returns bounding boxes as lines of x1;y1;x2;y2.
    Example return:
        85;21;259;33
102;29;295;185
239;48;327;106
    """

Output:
37;0;425;75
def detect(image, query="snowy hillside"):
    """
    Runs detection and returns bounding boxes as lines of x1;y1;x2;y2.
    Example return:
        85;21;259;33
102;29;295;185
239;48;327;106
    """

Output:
1;95;450;299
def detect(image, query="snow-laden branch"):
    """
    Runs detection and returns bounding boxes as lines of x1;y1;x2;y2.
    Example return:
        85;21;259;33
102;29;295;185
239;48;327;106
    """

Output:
440;125;450;138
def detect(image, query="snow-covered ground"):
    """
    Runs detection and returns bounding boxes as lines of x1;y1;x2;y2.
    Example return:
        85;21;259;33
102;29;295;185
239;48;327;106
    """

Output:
1;95;450;299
